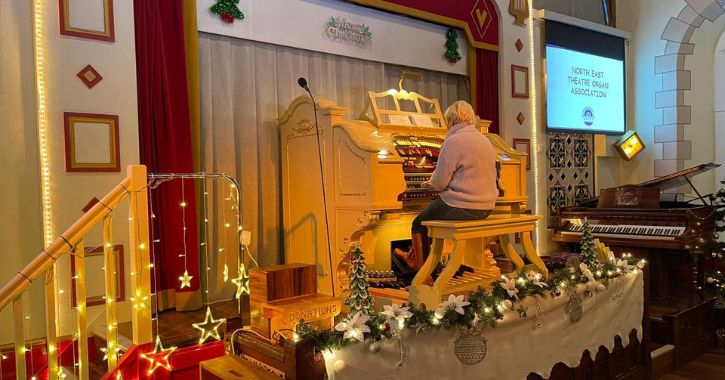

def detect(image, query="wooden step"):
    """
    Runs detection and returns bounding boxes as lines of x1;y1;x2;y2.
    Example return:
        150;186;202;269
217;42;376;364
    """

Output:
651;344;675;379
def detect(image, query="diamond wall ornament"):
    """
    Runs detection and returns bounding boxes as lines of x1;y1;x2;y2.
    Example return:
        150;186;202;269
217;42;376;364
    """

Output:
516;112;525;125
515;39;524;52
77;64;103;89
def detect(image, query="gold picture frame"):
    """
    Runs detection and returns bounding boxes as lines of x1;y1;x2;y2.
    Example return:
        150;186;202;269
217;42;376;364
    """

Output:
64;112;120;172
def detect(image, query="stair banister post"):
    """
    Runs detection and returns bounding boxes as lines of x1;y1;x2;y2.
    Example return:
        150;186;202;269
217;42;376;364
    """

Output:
128;165;153;345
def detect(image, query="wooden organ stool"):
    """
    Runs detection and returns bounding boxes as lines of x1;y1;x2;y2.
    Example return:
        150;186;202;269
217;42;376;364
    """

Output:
409;214;546;309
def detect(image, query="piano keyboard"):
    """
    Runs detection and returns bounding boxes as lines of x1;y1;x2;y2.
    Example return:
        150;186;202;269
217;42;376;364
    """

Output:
561;223;686;241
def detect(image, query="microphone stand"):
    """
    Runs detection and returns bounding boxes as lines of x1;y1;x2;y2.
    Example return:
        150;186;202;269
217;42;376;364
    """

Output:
301;84;336;297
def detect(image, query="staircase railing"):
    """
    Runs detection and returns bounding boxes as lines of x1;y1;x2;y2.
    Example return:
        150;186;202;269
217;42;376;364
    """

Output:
0;165;153;380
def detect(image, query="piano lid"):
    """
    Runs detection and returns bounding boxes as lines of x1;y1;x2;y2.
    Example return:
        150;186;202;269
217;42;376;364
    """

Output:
575;162;720;207
638;162;720;192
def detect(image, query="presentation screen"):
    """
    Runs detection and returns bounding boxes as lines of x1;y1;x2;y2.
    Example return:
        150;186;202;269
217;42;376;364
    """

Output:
545;21;626;135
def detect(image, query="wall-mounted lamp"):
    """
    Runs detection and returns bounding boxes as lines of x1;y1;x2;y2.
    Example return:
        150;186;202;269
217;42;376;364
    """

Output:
613;130;645;160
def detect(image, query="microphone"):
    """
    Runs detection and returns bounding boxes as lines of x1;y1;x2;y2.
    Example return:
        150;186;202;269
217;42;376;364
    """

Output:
297;77;310;92
296;77;335;296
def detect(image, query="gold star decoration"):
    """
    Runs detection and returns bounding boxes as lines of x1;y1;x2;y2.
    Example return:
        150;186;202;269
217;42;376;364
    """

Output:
100;345;122;361
179;270;193;289
192;307;226;344
140;336;176;376
231;264;250;299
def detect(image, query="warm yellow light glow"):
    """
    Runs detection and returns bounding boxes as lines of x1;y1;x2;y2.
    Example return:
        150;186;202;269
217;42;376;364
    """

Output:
192;307;226;344
613;130;645;160
33;0;52;246
528;1;544;253
179;270;193;289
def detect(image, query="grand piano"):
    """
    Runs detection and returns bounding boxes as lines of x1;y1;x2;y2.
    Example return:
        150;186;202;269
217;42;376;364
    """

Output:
552;162;720;368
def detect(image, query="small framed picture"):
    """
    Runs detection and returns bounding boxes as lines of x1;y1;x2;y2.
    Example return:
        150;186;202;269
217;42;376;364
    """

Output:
70;244;125;308
64;112;120;172
59;0;115;42
513;138;531;170
511;65;529;99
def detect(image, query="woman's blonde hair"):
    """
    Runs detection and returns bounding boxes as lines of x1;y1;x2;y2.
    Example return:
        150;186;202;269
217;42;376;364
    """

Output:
444;100;476;126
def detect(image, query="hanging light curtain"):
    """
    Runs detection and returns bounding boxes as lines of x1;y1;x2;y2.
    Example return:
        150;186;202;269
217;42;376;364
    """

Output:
134;0;201;312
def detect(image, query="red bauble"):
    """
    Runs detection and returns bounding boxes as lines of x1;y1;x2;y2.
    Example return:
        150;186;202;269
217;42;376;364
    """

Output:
448;58;458;64
221;13;234;23
361;301;368;307
383;323;390;331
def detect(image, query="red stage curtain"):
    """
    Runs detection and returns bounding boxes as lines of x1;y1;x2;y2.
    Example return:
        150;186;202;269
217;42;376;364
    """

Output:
134;0;201;311
476;49;500;134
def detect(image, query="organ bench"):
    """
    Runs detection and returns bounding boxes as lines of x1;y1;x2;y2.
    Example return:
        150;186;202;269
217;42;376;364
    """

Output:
409;214;546;309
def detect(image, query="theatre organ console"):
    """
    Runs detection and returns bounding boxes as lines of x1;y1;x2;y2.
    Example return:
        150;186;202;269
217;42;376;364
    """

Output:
552;162;720;366
279;87;531;299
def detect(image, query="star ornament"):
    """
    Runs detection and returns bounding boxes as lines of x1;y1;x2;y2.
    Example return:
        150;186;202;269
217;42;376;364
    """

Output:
231;264;250;299
179;270;193;289
193;307;226;344
140;336;176;376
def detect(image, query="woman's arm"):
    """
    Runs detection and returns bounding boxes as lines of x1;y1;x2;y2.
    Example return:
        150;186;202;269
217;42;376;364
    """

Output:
429;140;458;191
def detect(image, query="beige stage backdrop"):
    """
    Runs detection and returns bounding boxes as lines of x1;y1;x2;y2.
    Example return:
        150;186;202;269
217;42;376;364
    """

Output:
198;32;470;300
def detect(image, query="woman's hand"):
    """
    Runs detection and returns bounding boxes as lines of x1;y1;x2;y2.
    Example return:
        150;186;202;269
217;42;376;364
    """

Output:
420;180;433;190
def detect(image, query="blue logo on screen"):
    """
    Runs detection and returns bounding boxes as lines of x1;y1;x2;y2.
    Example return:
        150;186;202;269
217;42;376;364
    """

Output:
582;107;595;127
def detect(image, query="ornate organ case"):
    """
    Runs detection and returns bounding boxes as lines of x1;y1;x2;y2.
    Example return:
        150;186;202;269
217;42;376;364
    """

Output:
279;90;528;296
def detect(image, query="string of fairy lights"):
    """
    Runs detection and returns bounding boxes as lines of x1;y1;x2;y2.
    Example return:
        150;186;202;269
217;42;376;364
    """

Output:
0;174;248;378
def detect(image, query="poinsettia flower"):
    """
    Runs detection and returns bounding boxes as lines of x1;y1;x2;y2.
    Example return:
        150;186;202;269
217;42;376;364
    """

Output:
382;303;412;322
434;294;470;319
334;312;371;342
526;270;548;288
616;259;634;273
501;277;519;299
579;263;596;283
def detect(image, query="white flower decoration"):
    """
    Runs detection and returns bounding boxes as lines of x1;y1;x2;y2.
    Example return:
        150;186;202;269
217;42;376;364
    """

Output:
526;270;548;288
501;277;519;299
434;294;470;319
579;263;596;283
334;312;371;342
616;259;634;273
636;260;646;269
382;303;413;322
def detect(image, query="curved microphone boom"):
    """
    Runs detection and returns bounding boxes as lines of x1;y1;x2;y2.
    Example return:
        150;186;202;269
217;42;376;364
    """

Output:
297;77;336;296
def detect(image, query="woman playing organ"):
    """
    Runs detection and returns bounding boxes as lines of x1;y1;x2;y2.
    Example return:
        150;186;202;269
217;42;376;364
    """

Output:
394;100;499;271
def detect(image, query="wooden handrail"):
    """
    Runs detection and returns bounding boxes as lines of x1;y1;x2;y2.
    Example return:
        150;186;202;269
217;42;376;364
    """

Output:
0;176;132;311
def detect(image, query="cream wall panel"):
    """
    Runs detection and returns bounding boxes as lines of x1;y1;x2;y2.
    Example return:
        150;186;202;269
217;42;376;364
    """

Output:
0;1;44;345
39;0;139;337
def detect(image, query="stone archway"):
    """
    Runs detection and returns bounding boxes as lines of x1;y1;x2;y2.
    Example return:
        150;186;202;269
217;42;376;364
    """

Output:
654;0;725;177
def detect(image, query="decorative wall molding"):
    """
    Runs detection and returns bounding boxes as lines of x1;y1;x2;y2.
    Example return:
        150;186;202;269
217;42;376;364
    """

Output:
76;64;103;89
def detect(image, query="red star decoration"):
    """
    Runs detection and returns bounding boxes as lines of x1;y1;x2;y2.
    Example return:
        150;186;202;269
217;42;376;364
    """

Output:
140;337;176;376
